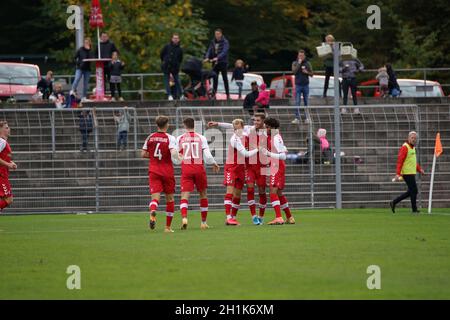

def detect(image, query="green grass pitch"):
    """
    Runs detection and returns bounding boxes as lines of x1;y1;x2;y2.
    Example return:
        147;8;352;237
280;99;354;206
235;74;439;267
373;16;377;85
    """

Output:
1;208;450;300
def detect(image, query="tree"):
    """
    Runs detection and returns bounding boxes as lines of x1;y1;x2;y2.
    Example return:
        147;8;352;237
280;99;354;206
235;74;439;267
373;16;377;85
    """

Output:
42;0;209;73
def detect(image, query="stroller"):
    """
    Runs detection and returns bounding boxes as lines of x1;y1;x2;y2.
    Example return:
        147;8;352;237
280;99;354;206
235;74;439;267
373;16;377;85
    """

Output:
181;58;216;100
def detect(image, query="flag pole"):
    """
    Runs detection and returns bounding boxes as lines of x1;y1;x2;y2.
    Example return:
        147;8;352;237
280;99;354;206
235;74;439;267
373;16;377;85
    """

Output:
428;153;437;214
97;26;101;59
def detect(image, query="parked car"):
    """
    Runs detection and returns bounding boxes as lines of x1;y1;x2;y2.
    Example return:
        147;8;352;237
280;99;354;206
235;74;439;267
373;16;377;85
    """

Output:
0;62;40;101
216;72;265;100
357;78;445;98
269;75;341;99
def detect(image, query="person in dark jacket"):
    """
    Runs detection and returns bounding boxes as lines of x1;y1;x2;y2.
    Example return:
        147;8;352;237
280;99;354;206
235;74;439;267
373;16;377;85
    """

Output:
109;51;125;101
243;81;259;122
71;38;94;101
292;50;314;124
340;57;364;113
79;110;94;152
204;29;230;99
386;63;401;97
231;59;248;99
160;33;183;100
37;71;53;100
99;32;119;93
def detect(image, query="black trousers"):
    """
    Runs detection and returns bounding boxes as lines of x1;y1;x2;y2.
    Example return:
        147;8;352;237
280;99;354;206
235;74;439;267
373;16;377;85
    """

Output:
342;77;358;105
393;174;418;212
213;62;229;96
323;67;342;97
110;82;122;98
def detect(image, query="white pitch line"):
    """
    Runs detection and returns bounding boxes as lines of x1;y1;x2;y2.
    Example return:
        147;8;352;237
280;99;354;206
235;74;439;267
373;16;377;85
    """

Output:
0;228;131;235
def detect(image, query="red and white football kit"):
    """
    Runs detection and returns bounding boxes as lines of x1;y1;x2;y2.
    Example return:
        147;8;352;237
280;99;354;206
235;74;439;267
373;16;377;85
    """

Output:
0;138;13;205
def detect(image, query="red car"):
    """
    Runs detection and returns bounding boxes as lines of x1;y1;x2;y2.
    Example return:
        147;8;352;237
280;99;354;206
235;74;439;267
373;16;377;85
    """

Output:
0;62;41;101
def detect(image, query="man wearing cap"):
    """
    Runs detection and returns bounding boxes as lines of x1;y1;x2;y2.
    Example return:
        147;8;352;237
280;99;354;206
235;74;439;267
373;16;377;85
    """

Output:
390;131;425;213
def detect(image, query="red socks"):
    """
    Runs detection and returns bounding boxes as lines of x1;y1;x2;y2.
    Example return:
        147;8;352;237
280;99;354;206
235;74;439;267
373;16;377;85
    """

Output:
231;197;241;217
270;194;282;218
180;199;188;218
166;201;175;227
149;199;159;212
200;198;208;223
224;193;232;218
279;195;292;219
247;187;256;216
259;193;267;217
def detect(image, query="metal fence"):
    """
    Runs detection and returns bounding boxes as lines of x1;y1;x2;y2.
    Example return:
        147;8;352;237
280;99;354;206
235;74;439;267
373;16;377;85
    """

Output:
2;104;449;214
48;67;450;101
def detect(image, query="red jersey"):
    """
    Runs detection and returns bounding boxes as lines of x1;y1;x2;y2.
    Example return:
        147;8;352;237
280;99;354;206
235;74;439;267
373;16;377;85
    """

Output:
267;132;288;173
245;128;269;169
225;133;247;172
177;132;210;173
142;132;177;176
0;138;12;178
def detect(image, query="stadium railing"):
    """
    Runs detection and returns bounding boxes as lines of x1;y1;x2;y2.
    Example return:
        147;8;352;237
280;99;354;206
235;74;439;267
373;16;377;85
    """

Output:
2;104;449;214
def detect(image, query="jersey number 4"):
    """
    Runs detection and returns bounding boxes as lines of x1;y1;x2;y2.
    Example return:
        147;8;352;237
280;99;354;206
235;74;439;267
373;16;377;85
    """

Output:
153;143;163;160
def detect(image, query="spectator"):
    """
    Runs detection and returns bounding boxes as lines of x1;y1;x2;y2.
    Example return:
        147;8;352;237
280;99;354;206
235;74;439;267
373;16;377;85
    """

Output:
204;28;230;99
255;83;270;110
340;57;364;114
376;66;389;98
37;71;53;100
307;128;332;164
99;32;119;93
386;63;401;97
160;33;183;101
71;38;94;102
109;51;125;101
322;34;342;98
231;59;248;99
243;81;259;122
79;110;93;152
114;106;130;151
291;50;314;124
49;83;67;109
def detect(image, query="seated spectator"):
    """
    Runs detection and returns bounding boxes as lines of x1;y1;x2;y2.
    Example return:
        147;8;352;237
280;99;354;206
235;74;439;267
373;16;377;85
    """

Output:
307;128;332;164
37;71;53;100
386;63;401;97
255;83;269;110
49;83;67;109
243;81;259;122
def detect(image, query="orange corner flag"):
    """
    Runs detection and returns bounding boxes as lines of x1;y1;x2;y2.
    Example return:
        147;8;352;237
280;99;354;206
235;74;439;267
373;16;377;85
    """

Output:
435;133;443;158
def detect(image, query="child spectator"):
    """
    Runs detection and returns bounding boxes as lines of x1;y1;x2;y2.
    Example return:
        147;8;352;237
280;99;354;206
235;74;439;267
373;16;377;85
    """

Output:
376;67;389;98
113;106;131;151
255;83;269;111
231;59;248;99
109;51;125;101
49;83;67;109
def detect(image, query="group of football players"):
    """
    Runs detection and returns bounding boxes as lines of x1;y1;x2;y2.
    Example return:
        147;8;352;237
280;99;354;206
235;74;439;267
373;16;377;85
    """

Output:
141;113;295;233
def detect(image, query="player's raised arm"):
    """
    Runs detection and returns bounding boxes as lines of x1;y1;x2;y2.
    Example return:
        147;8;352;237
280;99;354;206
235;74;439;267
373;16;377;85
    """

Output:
207;121;233;130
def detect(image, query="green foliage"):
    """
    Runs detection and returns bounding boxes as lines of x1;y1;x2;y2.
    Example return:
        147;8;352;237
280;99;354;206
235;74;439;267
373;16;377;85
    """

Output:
41;0;209;73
